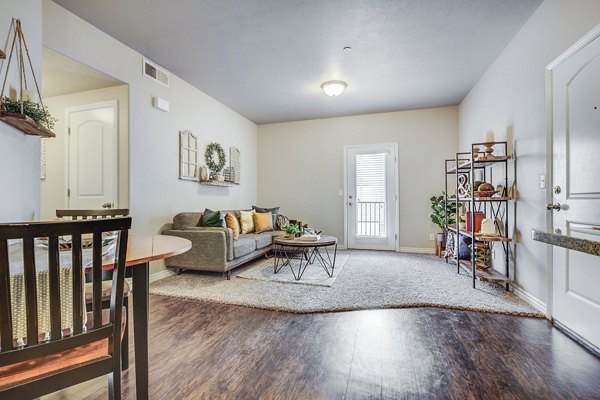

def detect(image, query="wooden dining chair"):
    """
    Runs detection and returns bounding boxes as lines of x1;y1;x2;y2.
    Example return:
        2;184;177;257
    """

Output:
0;217;131;400
56;208;132;369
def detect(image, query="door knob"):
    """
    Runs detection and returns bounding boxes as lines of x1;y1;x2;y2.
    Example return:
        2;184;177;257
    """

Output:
546;203;561;211
102;202;113;209
348;202;353;206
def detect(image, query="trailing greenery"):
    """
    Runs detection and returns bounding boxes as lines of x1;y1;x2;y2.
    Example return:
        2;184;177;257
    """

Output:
1;96;57;129
430;193;463;232
205;142;226;174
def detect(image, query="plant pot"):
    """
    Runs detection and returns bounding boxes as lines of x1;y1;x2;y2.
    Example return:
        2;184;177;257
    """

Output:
286;233;295;239
435;232;446;247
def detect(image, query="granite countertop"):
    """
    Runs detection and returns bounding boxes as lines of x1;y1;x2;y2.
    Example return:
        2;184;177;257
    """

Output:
531;229;600;257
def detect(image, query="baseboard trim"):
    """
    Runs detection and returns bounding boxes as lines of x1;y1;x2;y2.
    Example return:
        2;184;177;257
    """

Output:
553;319;600;358
512;285;547;315
397;247;435;255
150;269;175;283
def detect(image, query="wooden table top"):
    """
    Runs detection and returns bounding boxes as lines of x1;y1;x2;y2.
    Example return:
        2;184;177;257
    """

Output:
274;235;337;247
102;234;192;269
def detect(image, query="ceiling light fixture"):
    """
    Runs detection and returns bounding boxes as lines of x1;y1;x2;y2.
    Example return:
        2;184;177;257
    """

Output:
321;80;347;97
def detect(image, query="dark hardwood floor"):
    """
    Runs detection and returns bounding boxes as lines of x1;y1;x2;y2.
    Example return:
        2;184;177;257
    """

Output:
44;295;600;400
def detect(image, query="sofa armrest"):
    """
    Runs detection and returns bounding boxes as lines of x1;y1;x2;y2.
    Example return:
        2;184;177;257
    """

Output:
177;226;234;261
163;227;233;272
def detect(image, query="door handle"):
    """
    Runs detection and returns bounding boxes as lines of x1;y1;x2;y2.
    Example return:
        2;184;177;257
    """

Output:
546;203;561;211
102;202;113;209
348;202;353;206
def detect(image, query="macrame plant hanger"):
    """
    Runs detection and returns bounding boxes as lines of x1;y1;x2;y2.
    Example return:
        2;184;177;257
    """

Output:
0;18;55;137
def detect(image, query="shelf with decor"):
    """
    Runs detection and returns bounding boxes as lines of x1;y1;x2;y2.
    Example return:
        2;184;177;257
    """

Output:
199;180;239;187
458;260;513;283
447;226;512;243
444;140;514;289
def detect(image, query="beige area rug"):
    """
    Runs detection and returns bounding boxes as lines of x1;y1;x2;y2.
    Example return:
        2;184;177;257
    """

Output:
236;254;348;287
149;251;543;317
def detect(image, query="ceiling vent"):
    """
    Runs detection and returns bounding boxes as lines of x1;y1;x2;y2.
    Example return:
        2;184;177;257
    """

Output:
142;58;169;87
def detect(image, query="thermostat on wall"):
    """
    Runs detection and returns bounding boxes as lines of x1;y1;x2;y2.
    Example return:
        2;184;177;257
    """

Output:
152;96;169;112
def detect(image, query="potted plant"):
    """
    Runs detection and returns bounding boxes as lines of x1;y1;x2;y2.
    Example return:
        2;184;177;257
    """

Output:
430;193;463;246
285;224;300;239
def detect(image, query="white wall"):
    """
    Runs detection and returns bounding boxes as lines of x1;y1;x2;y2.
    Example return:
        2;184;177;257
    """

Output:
258;106;458;250
0;0;42;222
43;0;258;274
41;84;129;219
458;0;600;303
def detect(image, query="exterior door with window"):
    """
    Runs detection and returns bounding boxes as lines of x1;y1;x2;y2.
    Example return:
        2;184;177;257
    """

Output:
346;143;398;250
549;26;600;350
67;101;118;209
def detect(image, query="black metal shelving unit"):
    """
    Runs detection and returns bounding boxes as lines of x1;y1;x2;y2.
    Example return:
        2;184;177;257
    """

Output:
444;141;513;290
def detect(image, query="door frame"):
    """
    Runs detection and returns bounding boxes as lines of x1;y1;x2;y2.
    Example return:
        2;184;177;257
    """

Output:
545;24;600;320
64;100;119;209
343;142;399;251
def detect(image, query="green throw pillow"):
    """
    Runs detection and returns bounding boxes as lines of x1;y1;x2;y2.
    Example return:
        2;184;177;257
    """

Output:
202;208;225;227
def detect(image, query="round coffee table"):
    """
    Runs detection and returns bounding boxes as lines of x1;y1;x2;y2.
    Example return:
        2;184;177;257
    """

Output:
273;235;338;280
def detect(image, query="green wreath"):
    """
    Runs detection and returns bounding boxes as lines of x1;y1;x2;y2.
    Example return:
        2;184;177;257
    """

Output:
205;142;226;173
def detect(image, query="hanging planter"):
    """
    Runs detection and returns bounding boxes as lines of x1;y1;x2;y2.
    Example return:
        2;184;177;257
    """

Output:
0;19;56;138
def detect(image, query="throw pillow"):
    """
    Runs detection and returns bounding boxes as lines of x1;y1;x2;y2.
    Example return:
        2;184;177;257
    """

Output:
253;211;273;233
252;205;279;227
225;212;240;240
239;210;256;234
201;208;225;227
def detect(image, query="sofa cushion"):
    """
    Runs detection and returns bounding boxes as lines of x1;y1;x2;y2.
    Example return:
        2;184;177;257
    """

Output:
233;238;256;258
239;233;273;250
253;211;273;233
173;212;202;229
239;210;256;234
225;212;240;240
253;205;279;227
202;208;225;227
265;230;286;238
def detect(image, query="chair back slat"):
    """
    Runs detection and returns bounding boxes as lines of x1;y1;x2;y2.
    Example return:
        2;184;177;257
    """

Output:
0;241;12;351
108;230;128;358
71;234;83;335
92;232;102;329
47;236;61;341
22;237;39;346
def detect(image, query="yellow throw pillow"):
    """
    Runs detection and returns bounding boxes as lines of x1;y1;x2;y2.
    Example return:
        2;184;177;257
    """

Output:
254;211;273;233
225;212;240;240
239;210;256;234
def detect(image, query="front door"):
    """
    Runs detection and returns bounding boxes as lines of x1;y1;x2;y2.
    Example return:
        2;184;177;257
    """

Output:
346;143;398;250
549;26;600;350
67;101;118;209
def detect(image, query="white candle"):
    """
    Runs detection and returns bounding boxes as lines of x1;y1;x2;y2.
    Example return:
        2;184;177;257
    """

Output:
484;130;495;143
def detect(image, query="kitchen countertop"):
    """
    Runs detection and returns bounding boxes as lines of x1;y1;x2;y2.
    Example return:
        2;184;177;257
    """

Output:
531;229;600;257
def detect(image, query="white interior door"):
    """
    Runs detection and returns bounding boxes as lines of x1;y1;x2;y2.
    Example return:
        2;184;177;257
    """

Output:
67;101;118;209
550;28;600;350
346;143;398;250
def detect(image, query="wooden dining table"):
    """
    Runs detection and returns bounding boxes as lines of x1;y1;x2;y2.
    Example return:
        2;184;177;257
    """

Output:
104;234;191;400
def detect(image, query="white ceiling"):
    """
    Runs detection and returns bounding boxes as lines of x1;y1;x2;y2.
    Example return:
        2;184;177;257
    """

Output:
42;47;123;98
52;0;542;124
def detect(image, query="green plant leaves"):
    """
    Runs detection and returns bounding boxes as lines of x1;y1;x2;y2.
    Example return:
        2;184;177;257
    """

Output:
1;96;57;129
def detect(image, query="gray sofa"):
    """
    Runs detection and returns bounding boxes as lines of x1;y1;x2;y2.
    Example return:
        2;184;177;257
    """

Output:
163;211;285;277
